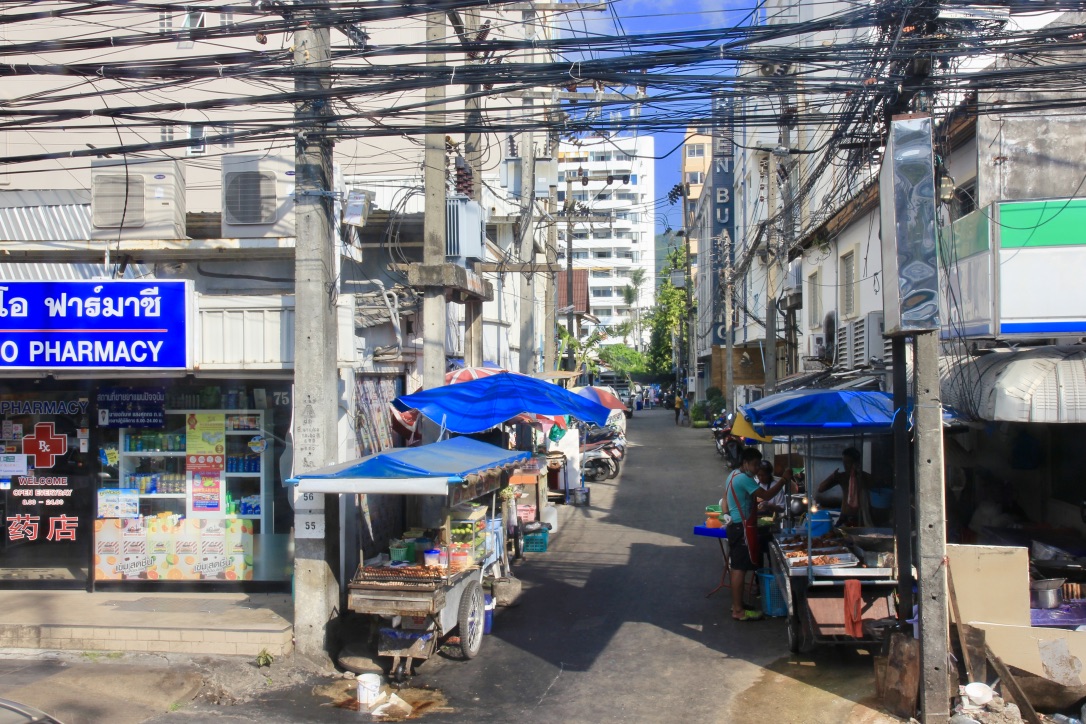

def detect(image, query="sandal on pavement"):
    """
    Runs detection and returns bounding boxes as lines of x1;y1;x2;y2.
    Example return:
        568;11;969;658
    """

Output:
732;610;764;622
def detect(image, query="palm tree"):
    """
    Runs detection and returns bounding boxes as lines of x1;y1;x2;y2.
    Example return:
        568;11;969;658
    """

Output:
612;319;635;346
627;267;648;349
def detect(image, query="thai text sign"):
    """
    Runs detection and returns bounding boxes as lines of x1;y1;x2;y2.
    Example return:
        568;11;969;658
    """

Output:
0;280;191;370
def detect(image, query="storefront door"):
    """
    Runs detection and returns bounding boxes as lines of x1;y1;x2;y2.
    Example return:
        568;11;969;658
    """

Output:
0;387;94;587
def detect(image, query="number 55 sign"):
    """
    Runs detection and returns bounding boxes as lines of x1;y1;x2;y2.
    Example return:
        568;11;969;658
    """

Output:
295;513;325;539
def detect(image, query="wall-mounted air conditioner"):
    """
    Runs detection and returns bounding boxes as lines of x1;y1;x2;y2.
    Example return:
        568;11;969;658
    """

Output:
850;311;885;367
446;195;486;262
220;155;295;238
836;322;854;370
90;159;186;239
808;333;826;360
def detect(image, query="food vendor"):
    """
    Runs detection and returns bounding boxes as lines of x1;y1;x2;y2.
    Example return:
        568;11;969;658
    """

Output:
726;448;788;621
815;446;876;527
755;461;794;517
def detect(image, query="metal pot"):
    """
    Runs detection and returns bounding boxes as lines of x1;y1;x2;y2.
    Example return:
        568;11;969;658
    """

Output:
1030;578;1065;609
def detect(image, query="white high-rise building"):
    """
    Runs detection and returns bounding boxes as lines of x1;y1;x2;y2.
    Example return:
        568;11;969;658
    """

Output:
556;135;655;347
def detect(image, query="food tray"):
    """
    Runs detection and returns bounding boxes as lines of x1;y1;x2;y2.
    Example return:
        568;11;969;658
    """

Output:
351;564;448;589
787;552;859;568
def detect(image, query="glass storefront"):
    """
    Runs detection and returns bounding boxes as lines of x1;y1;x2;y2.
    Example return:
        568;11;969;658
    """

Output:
1;379;294;589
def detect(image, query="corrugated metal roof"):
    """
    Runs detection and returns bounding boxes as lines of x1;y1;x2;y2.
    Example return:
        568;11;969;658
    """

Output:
556;269;589;314
941;346;1086;423
0;190;91;241
0;262;150;280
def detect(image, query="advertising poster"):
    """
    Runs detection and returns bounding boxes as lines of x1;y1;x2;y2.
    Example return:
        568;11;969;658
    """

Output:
97;488;139;519
189;471;223;514
96;387;165;428
94;518;252;580
185;412;225;472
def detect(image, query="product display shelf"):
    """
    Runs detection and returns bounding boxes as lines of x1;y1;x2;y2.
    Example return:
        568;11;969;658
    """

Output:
116;409;271;530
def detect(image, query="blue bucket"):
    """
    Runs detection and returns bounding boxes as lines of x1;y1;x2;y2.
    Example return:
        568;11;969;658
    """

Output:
809;510;834;537
869;488;893;509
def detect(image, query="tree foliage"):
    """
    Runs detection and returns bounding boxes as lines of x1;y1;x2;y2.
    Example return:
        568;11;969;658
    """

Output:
643;246;687;376
598;344;645;375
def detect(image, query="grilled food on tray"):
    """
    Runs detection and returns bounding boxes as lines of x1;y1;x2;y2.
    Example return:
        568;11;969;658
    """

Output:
789;555;842;567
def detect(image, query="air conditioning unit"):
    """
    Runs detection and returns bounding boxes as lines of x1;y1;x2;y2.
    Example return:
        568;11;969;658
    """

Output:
850;311;885;367
220;155;295;238
835;322;854;370
90;159;186;239
780;259;803;310
446;195;486;262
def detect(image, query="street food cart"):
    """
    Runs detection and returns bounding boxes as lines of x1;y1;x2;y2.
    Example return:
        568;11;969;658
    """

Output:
290;436;529;681
738;390;902;652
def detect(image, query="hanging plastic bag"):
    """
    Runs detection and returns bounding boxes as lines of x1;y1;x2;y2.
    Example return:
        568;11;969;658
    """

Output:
548;424;566;442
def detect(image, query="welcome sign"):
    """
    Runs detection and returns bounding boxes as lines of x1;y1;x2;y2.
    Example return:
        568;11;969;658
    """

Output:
0;280;192;370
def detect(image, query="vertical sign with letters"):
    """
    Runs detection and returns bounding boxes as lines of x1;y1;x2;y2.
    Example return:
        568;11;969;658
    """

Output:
710;94;736;345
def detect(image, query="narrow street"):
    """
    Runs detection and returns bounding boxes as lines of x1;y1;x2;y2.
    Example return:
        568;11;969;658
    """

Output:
147;409;895;723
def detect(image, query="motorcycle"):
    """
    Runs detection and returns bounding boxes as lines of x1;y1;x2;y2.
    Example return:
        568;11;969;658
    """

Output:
583;440;623;481
711;412;745;468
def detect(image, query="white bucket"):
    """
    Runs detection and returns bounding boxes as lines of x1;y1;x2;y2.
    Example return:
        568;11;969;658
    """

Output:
540;505;559;535
357;673;382;706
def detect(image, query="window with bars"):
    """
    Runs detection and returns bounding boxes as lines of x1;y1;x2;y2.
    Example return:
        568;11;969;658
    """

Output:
807;270;821;328
840;250;856;317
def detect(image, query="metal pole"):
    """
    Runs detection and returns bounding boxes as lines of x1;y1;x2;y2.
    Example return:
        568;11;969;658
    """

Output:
914;331;950;722
291;5;339;661
892;335;914;622
422;12;447;391
682;184;695;401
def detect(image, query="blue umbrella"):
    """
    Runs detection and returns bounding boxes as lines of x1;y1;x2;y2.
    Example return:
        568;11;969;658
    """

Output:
394;372;612;433
740;389;897;434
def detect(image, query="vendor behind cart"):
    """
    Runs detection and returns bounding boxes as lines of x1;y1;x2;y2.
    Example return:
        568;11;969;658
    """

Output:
815;446;876;527
755;461;794;517
726;448;788;621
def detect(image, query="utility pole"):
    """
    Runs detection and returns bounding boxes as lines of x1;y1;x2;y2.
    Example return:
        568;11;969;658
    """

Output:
422;12;447;391
564;174;576;373
723;232;735;414
291;4;339;661
764;150;778;393
914;331;949;721
461;9;485;369
544;164;558;371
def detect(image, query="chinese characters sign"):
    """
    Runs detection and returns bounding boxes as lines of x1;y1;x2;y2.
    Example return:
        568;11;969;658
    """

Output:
0;280;191;370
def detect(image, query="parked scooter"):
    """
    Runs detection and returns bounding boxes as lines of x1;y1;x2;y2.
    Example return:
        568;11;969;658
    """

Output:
710;412;746;468
583;439;623;481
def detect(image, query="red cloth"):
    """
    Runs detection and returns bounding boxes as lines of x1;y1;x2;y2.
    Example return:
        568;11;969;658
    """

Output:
844;579;864;638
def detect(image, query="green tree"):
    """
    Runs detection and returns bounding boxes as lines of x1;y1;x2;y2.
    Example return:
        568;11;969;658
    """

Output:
643;247;687;376
611;319;634;345
599;344;645;375
557;326;608;381
627;267;648;348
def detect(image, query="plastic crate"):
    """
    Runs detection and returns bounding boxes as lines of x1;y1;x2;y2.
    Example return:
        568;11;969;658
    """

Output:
389;542;415;563
756;568;788;617
522;529;549;553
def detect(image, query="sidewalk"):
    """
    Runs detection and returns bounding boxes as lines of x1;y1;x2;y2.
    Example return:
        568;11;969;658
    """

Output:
0;590;293;657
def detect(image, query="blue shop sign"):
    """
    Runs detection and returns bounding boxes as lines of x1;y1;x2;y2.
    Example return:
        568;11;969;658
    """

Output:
0;280;191;370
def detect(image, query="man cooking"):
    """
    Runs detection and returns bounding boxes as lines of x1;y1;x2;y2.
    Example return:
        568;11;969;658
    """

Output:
815;446;876;527
726;448;788;622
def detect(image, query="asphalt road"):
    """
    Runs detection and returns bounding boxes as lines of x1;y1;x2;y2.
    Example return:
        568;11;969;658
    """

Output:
154;408;794;723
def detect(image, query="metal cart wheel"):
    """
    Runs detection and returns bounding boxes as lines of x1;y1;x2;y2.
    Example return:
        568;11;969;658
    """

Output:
457;580;485;659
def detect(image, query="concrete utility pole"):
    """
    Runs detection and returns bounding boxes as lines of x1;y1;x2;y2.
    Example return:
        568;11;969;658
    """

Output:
291;6;339;661
564;174;576;373
914;332;950;721
461;9;485;369
422;12;447;391
764;150;778;393
891;335;914;622
723;232;735;414
544;170;558;371
682;186;694;400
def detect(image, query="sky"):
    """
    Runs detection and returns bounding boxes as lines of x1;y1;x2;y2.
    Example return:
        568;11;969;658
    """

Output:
590;0;754;233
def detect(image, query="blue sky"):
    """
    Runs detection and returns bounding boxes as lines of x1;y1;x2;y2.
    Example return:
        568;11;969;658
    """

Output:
589;0;754;232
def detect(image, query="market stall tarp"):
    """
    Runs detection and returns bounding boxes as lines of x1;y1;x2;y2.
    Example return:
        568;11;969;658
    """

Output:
288;437;531;495
394;372;611;433
740;389;898;435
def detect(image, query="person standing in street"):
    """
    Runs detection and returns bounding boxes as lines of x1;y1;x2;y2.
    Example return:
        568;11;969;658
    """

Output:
725;448;787;621
674;391;683;425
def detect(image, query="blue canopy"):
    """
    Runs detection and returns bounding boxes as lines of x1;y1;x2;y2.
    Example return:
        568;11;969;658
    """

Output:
394;372;611;433
740;389;966;435
741;389;897;434
289;437;531;495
